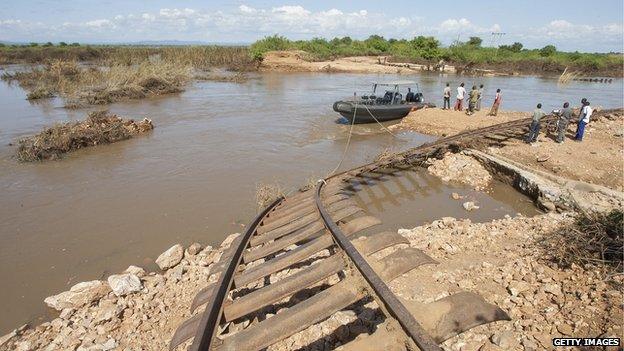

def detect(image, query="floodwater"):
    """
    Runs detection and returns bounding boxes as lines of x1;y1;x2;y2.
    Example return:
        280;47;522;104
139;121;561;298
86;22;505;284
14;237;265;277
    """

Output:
349;168;540;234
0;68;622;333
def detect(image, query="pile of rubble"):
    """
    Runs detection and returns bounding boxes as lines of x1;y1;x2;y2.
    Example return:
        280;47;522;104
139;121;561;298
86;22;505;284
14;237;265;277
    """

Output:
0;235;238;351
393;213;623;350
427;152;493;191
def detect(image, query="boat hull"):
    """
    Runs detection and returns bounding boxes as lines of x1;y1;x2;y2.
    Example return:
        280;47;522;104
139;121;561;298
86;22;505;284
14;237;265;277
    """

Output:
333;101;435;124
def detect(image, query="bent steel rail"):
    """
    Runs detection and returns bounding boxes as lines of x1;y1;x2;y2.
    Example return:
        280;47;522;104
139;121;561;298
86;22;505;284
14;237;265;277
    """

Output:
187;197;283;351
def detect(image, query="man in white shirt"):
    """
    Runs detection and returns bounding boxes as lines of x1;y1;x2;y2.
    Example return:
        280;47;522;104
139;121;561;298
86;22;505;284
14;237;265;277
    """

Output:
454;82;466;111
574;99;592;141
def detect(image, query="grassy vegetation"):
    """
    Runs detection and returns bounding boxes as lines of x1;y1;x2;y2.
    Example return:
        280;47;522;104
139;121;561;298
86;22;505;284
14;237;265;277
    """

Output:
16;111;154;161
3;59;193;106
0;44;255;69
250;35;624;76
0;44;257;105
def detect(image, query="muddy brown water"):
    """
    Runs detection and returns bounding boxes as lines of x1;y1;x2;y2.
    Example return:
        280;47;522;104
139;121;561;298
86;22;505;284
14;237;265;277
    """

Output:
0;69;622;333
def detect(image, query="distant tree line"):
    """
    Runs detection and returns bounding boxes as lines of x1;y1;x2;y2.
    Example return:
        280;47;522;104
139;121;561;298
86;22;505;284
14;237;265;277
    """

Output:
250;34;623;73
0;42;81;48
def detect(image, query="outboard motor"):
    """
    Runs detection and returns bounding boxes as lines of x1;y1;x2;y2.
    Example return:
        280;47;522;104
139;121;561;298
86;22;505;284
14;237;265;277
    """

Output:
414;92;424;103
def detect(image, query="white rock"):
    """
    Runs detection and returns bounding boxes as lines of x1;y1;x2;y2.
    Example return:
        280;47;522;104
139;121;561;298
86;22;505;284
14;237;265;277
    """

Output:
155;244;184;270
102;339;117;351
124;265;146;278
491;331;518;349
220;233;240;249
44;281;110;311
107;273;143;296
463;201;480;211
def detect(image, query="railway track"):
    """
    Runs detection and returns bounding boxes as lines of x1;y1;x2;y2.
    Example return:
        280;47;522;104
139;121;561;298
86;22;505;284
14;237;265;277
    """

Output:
169;109;618;351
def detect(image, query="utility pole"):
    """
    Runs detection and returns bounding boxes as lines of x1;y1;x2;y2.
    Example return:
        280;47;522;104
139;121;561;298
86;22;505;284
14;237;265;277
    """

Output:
490;32;506;57
490;32;506;48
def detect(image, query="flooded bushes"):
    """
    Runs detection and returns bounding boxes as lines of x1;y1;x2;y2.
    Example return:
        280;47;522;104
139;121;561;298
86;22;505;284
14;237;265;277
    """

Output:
4;60;192;106
541;210;623;274
16;111;154;161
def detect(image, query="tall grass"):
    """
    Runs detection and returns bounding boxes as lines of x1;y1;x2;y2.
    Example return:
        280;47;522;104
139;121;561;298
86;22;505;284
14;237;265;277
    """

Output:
0;45;255;70
4;59;193;105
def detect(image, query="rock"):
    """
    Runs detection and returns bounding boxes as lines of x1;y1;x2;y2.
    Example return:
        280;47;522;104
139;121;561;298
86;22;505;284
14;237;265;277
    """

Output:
94;300;125;323
101;339;117;351
221;233;240;249
169;265;185;282
543;283;563;297
540;200;556;212
107;273;142;296
478;341;503;351
155;244;184;270
521;337;539;351
451;192;463;200
463;201;480;211
0;330;17;347
124;265;146;278
491;331;518;349
557;323;574;336
15;341;33;351
507;281;530;297
59;308;75;320
186;242;203;256
44;281;110;311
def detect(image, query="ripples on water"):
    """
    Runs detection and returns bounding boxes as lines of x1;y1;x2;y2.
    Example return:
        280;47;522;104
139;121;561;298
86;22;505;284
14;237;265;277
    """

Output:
0;69;621;332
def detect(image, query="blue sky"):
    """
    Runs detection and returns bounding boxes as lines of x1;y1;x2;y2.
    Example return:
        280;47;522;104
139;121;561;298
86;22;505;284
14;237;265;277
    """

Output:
1;0;623;52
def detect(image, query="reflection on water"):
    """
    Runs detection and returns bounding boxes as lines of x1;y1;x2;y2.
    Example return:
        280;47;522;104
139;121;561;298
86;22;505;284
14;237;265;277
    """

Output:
0;69;620;333
348;167;540;233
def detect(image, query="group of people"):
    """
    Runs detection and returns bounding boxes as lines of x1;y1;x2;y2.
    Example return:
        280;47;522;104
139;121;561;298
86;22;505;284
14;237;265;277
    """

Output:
442;83;502;116
526;98;593;144
441;82;593;143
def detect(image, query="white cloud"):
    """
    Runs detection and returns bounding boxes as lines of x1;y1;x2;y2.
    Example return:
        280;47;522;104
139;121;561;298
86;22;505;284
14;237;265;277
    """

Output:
0;5;621;51
439;18;474;32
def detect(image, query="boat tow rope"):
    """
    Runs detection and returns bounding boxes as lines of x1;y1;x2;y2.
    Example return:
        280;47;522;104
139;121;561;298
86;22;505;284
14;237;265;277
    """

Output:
361;103;399;138
327;100;358;177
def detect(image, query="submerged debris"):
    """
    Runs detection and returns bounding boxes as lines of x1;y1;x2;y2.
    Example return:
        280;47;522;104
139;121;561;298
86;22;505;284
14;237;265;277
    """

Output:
16;111;153;162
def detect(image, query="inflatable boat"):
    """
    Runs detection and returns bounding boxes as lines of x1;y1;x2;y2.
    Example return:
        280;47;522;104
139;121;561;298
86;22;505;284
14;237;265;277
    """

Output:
333;81;435;124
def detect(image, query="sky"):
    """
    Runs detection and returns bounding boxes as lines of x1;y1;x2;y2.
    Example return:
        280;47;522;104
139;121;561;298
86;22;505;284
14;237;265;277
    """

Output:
1;0;623;52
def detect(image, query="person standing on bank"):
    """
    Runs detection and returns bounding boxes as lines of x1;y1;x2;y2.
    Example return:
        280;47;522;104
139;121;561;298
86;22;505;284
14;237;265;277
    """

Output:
454;83;466;111
526;103;545;143
476;84;484;111
575;99;592;141
488;89;502;116
556;102;573;143
443;83;451;110
466;85;479;116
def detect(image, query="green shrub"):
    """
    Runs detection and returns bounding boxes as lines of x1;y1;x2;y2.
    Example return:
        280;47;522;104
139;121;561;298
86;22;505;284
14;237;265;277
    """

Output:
249;35;292;61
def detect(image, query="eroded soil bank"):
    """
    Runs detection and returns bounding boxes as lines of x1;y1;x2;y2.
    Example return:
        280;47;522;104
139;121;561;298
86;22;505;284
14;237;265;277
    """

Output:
1;150;622;351
392;108;624;191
